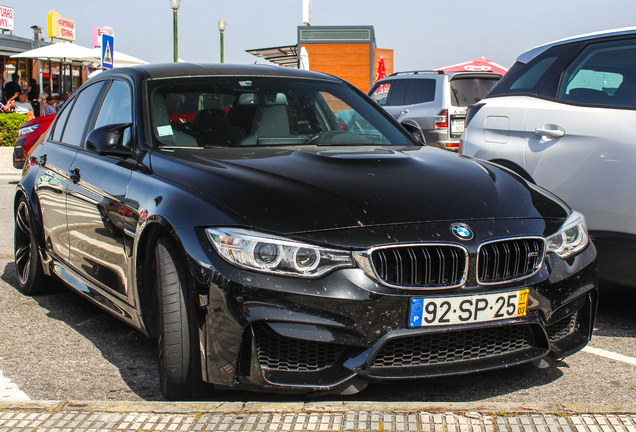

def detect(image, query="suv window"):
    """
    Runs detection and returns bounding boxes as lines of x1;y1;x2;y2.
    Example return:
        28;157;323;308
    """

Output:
386;79;436;106
487;43;582;98
557;38;636;108
450;77;499;106
371;82;391;106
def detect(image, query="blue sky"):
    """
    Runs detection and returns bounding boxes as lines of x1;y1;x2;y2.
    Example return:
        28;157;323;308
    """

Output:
7;0;635;71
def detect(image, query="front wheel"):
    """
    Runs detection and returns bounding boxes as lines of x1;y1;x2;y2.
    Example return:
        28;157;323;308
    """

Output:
14;196;48;295
155;236;203;400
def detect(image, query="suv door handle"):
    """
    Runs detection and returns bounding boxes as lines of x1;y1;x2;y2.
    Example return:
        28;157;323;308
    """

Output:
401;109;409;114
68;168;80;183
534;126;565;139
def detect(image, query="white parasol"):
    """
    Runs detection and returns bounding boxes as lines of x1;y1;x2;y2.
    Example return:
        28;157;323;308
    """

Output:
299;46;310;70
11;42;95;62
78;48;148;66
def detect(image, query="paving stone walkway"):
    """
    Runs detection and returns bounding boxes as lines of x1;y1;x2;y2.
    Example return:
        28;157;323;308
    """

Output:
0;402;635;432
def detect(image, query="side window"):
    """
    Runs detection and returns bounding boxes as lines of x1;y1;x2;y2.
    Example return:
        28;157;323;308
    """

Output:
558;38;636;108
94;81;133;128
60;82;106;146
405;79;436;104
388;80;409;106
51;98;76;142
371;82;391;106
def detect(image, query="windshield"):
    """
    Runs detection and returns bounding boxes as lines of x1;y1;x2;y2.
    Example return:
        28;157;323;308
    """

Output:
148;76;414;148
450;77;500;106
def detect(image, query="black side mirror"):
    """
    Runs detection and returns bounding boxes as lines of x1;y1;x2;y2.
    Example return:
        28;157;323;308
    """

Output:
85;123;133;157
401;119;427;145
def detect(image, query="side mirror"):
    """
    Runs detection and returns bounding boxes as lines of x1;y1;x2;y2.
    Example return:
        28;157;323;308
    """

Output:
85;123;133;157
401;119;427;145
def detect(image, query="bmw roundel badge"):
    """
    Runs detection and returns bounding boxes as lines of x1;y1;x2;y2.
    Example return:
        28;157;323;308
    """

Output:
451;223;474;241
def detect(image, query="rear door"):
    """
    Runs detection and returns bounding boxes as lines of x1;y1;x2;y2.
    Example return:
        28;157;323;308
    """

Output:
34;82;105;263
523;37;636;236
66;78;135;298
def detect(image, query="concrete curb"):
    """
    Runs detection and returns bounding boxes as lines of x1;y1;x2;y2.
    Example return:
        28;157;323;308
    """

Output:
0;401;635;414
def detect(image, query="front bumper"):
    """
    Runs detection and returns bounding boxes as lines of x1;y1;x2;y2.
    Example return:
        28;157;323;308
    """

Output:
179;223;597;395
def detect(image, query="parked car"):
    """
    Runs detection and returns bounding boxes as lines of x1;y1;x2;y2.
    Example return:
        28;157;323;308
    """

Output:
459;26;636;288
15;64;597;400
13;113;56;169
368;71;501;150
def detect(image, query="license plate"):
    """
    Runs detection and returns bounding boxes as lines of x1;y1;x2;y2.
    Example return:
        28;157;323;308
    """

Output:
409;289;529;327
451;119;465;134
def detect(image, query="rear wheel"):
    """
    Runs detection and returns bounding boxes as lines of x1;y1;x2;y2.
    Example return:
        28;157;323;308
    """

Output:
155;236;203;400
14;196;48;295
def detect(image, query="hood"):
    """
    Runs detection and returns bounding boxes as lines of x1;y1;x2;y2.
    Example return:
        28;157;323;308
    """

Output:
150;146;569;235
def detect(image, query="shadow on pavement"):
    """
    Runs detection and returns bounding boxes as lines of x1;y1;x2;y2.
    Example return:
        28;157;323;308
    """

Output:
593;283;636;338
2;260;569;403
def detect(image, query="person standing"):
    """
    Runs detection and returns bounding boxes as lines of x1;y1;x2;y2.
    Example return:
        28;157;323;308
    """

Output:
28;79;41;117
3;73;21;102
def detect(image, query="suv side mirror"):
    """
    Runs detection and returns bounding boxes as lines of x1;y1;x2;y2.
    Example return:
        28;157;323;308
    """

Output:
85;123;133;157
401;119;427;145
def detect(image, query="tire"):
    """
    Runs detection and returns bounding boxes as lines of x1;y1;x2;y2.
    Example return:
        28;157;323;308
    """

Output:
14;196;48;295
155;236;203;400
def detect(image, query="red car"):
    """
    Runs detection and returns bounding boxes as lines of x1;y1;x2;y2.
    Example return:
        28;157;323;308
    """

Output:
13;113;56;169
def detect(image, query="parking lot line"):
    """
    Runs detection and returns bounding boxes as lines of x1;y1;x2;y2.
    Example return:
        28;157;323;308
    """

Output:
583;346;636;366
0;368;30;401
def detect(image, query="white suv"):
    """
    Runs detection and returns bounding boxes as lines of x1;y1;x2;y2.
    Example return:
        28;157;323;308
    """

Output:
369;71;501;150
460;27;636;287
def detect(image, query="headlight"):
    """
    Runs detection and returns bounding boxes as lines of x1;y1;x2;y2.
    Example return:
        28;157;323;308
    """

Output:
18;125;38;137
546;211;589;259
206;228;354;277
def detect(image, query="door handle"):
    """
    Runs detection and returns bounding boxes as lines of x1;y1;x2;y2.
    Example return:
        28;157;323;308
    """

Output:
401;109;409;114
534;126;565;139
68;168;80;183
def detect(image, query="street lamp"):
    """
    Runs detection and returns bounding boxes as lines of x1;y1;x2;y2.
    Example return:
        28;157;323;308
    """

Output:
170;0;181;62
217;18;226;63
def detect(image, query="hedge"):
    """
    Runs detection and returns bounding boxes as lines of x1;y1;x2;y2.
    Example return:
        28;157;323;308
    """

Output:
0;113;29;146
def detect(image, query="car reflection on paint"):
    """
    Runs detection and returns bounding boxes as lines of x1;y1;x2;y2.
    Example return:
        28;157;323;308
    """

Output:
14;63;597;400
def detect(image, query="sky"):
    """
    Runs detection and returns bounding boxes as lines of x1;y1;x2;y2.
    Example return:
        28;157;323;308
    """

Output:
6;0;636;71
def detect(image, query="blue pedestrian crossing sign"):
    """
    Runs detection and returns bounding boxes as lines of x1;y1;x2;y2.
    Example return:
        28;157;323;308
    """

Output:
101;33;114;69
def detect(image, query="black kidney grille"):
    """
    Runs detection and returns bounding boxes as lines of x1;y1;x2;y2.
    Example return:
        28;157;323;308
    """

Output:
252;324;343;372
546;313;577;342
371;325;536;368
478;238;544;284
371;245;466;288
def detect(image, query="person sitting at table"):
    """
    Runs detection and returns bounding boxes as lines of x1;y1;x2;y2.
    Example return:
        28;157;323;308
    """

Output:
0;94;16;113
44;96;58;115
13;93;35;120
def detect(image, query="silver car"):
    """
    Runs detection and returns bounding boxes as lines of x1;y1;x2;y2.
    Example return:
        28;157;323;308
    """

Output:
460;26;636;287
369;71;501;150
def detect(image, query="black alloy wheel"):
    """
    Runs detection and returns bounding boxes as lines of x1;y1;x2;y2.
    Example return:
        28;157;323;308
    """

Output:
14;196;47;295
155;236;203;400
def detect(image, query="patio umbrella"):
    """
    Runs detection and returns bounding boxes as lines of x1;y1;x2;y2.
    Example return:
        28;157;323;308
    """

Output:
375;57;387;82
11;42;95;61
78;48;148;66
11;42;95;97
299;46;310;70
437;57;508;75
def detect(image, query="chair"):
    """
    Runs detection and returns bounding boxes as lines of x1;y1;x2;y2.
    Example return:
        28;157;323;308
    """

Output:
151;93;198;147
191;108;246;146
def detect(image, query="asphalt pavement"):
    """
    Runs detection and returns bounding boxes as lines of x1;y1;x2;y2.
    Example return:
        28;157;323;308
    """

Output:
0;146;634;431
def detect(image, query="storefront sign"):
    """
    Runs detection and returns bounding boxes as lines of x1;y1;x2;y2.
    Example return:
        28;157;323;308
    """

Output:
0;5;14;31
47;10;75;41
93;26;114;48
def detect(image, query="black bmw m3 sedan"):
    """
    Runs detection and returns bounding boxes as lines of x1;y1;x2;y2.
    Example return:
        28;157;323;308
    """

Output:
14;64;597;399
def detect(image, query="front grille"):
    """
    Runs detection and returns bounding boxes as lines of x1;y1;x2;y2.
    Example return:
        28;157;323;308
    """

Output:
371;245;467;288
371;325;536;368
546;313;577;342
253;324;344;372
478;238;544;284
